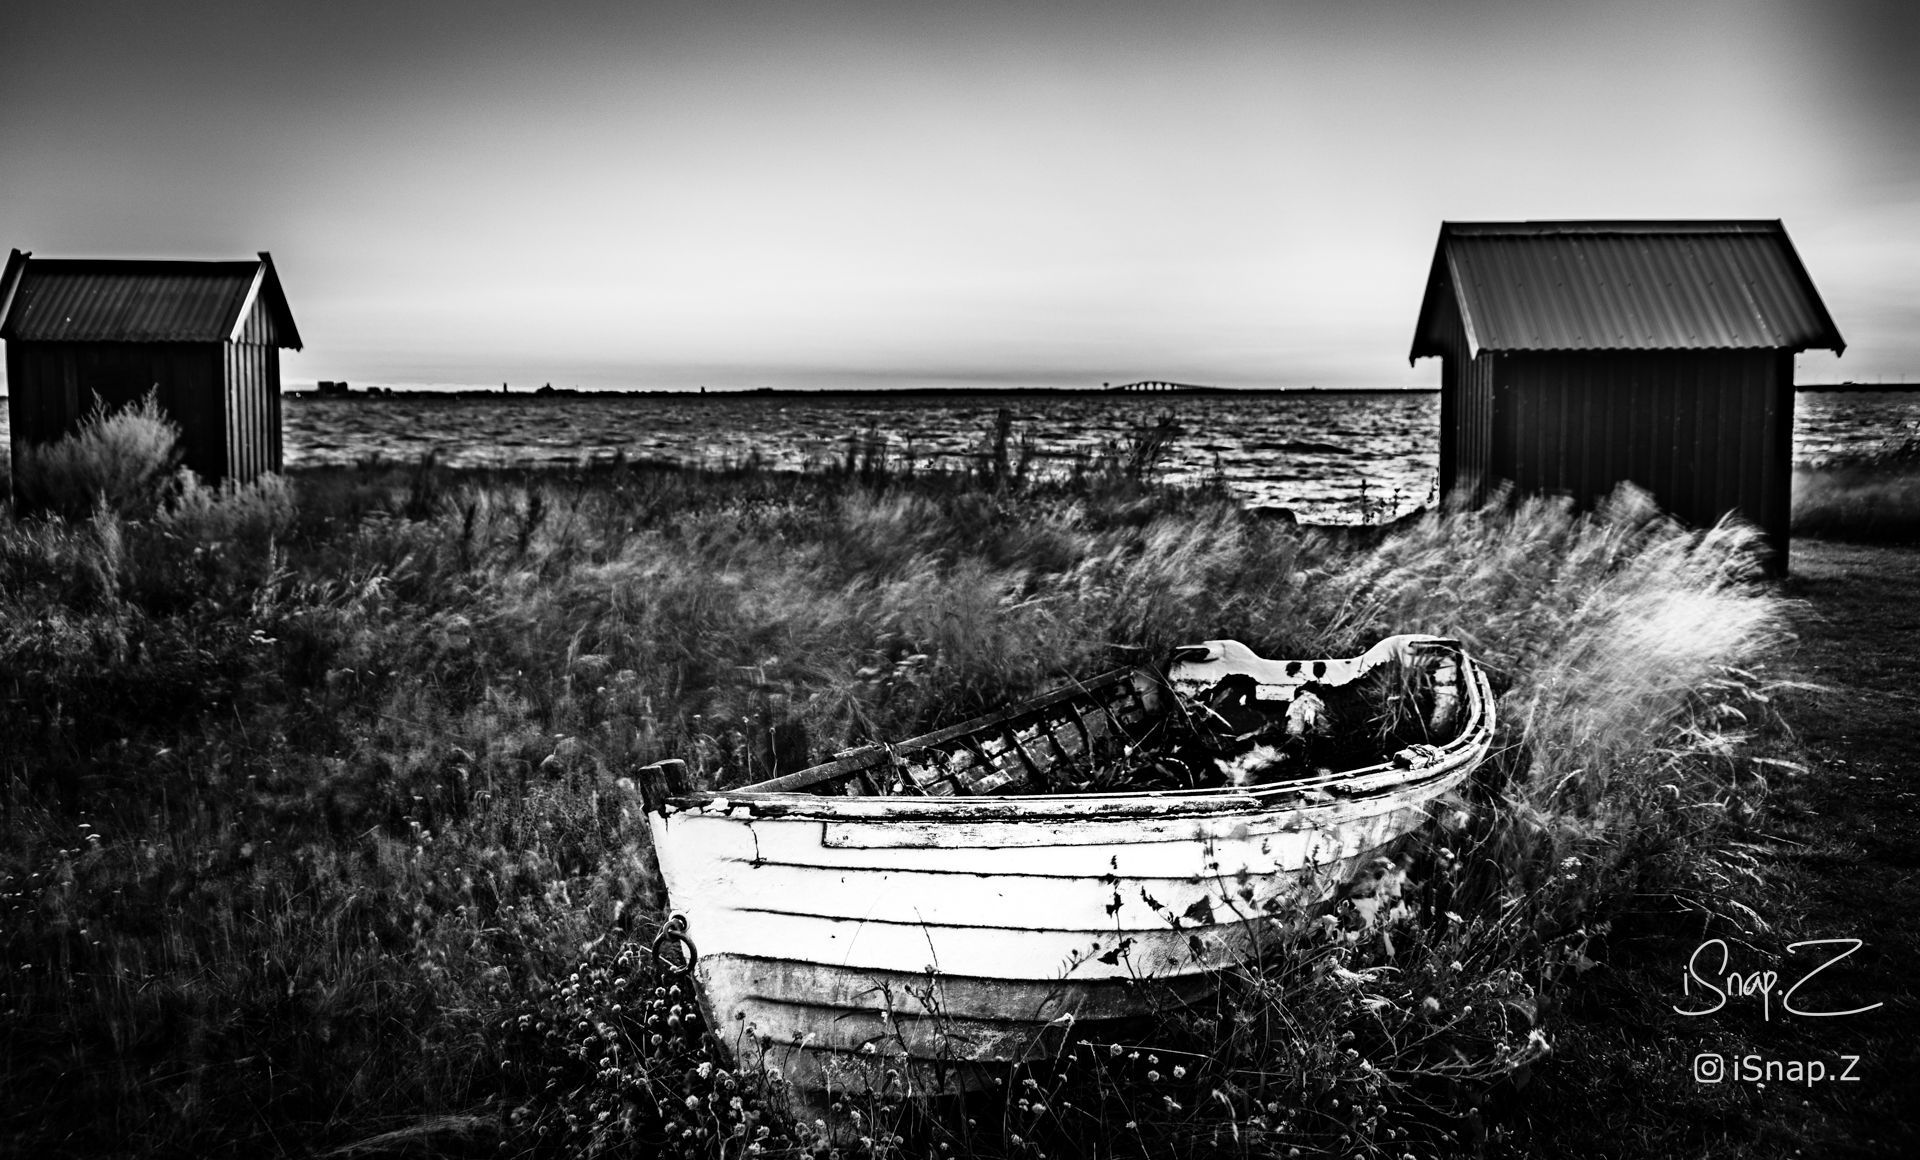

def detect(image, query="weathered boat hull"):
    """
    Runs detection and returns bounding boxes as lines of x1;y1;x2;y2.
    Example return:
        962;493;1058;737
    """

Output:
640;636;1495;1093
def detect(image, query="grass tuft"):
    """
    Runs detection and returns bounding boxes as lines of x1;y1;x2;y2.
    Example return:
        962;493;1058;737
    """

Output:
11;391;183;519
1793;434;1920;542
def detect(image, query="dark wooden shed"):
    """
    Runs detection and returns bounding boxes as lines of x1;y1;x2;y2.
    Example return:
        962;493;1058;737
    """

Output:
1409;220;1843;574
1;249;302;488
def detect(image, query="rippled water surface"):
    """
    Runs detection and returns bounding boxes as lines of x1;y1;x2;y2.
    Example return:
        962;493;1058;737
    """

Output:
283;391;1442;519
7;388;1916;522
281;389;1919;520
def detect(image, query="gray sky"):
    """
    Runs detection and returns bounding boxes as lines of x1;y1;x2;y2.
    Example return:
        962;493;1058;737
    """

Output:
3;0;1915;390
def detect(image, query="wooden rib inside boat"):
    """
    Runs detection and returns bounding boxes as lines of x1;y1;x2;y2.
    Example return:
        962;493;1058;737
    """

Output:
638;634;1496;1095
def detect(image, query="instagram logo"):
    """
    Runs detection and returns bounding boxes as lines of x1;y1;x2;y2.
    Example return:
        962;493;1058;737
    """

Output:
1694;1053;1726;1083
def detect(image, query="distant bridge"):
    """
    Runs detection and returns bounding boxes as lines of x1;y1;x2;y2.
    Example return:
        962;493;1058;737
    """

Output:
1106;380;1224;394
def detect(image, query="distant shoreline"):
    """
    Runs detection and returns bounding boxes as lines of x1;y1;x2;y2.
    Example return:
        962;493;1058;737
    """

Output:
276;381;1917;401
285;385;1441;401
2;384;1914;405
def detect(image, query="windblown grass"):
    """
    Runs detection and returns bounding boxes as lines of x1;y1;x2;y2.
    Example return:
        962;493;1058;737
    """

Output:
1793;434;1920;542
1;445;1786;1157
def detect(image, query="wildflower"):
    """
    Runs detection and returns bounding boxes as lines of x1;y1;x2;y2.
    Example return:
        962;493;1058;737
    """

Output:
1172;1065;1187;1079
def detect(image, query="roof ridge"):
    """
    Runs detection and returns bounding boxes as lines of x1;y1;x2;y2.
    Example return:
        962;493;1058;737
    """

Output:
0;253;300;347
1441;219;1783;236
1410;220;1842;357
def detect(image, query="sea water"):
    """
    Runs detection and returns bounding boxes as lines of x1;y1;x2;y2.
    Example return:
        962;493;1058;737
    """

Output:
4;388;1915;523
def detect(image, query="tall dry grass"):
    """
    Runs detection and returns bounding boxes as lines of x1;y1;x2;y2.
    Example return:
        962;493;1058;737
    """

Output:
2;451;1788;1157
10;391;182;519
1793;434;1920;542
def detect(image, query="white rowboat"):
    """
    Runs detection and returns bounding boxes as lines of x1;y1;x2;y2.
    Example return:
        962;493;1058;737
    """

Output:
639;634;1495;1092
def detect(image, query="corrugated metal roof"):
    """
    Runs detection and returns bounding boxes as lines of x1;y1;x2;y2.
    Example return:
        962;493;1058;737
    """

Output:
1410;221;1843;361
0;252;302;347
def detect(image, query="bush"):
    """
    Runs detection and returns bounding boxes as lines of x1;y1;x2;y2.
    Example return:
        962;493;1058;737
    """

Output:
155;471;297;544
11;391;183;519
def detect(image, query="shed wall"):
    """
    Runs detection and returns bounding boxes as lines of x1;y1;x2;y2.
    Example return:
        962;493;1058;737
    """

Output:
1487;350;1792;570
223;294;283;481
6;341;227;481
1432;292;1497;506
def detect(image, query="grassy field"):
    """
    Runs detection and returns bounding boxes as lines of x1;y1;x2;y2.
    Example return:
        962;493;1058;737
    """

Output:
0;408;1888;1158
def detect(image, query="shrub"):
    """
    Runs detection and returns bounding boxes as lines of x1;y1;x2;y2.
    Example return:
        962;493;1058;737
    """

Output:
11;391;182;519
155;470;297;544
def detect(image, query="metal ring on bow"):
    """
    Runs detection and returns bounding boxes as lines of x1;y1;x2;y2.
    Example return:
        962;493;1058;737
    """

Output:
651;912;698;973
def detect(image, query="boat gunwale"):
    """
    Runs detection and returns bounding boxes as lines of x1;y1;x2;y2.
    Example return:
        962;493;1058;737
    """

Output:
648;647;1495;824
656;745;1484;823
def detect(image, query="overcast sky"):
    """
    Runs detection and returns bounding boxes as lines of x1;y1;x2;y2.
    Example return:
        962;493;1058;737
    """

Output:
2;0;1915;390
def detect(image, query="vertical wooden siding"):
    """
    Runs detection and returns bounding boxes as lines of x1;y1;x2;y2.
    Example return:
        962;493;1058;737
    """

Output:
5;341;226;482
1489;350;1790;570
1433;290;1497;507
1766;351;1795;575
222;295;284;482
